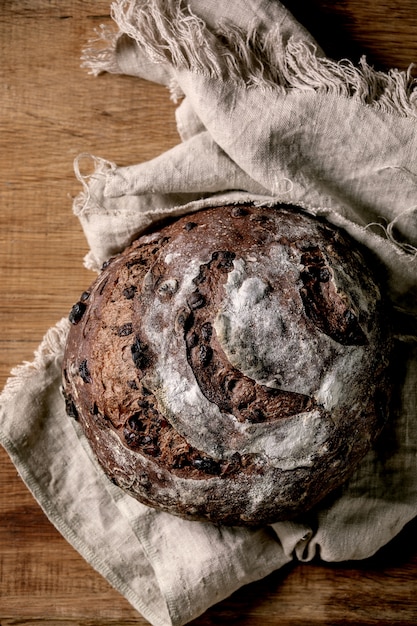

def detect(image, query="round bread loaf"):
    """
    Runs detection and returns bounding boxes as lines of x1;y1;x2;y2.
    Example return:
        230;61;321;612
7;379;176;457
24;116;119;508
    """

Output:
62;204;391;525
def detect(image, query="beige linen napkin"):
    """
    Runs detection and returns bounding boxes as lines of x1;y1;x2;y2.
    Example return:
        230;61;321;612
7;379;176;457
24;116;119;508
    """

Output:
1;1;417;625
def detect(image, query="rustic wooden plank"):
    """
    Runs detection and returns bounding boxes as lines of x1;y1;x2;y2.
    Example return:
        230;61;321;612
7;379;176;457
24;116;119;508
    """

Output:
0;0;178;389
1;1;417;625
285;0;417;70
0;2;176;623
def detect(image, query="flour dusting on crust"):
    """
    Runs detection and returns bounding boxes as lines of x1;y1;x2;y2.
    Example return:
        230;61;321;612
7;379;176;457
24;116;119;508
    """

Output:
62;204;392;525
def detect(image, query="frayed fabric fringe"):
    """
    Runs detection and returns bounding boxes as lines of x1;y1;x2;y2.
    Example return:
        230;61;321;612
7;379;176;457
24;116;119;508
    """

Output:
0;318;70;405
82;0;417;118
72;153;116;218
365;209;417;257
81;23;122;75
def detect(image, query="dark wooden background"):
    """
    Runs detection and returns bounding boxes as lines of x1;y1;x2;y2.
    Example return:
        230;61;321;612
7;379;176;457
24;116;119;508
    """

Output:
1;1;417;624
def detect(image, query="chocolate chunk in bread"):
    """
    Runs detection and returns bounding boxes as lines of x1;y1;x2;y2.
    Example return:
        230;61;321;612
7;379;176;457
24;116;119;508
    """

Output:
62;204;392;525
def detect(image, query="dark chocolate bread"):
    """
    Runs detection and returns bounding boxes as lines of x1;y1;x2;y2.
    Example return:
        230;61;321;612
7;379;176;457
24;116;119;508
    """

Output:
62;204;391;525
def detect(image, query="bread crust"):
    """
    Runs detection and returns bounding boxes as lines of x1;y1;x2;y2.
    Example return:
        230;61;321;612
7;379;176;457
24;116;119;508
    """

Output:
62;204;391;525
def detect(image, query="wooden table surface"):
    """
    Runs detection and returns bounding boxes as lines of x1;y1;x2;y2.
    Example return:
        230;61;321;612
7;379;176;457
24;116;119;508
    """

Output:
1;1;417;624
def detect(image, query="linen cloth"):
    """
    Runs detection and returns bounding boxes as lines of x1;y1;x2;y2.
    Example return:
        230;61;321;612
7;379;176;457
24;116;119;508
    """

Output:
1;1;417;625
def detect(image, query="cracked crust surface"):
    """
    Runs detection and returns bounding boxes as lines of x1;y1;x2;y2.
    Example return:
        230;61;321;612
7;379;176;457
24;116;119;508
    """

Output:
62;204;391;525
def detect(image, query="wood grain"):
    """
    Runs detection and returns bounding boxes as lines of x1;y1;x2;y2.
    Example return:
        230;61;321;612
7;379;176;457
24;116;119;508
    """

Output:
1;1;417;624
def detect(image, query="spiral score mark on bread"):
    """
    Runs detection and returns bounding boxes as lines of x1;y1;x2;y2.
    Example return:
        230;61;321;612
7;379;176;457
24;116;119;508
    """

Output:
62;204;391;525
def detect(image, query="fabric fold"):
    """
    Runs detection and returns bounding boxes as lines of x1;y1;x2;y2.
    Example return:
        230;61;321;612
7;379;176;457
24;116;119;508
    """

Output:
1;1;417;625
78;0;417;315
0;320;292;626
